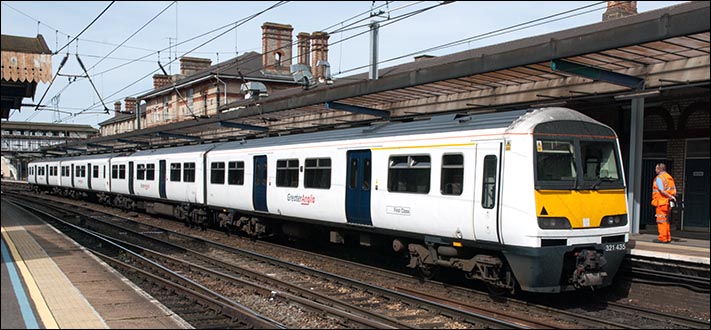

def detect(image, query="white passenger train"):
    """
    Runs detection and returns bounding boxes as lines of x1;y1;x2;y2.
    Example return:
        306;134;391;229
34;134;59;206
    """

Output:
28;107;630;293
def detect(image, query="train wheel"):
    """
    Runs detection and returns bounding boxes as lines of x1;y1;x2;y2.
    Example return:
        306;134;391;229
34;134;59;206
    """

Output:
486;283;510;297
416;264;439;280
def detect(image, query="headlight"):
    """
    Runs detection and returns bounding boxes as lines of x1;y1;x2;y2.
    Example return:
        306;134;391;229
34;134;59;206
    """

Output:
538;217;572;229
600;214;628;227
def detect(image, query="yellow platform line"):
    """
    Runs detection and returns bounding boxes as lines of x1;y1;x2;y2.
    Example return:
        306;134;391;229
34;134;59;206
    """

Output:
1;226;59;329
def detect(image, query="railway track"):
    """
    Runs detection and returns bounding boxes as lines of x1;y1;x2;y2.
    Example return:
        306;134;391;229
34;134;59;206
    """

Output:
4;193;525;329
2;197;284;329
4;188;710;329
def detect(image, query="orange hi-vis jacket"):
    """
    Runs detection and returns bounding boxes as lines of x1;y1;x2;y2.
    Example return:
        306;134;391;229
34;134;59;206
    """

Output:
652;171;676;207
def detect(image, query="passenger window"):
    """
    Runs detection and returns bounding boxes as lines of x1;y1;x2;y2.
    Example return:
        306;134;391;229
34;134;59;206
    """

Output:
228;161;244;185
363;159;371;190
146;164;155;181
482;155;497;209
137;164;146;180
349;159;358;189
170;163;181;182
441;154;463;195
211;162;225;184
93;165;99;178
388;155;431;194
276;159;299;187
304;158;331;189
183;162;196;182
112;165;118;179
119;165;126;179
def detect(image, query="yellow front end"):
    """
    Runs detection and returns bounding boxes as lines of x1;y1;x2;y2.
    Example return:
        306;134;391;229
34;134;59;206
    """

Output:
535;189;627;228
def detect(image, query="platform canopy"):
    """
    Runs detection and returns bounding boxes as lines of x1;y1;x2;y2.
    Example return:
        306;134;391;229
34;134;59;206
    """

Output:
43;2;709;154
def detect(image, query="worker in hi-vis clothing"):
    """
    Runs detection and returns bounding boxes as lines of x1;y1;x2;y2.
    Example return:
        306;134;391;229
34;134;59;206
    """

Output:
651;163;677;243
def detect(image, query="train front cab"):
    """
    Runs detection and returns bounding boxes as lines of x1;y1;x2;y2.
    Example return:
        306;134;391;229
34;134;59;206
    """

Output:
503;115;629;293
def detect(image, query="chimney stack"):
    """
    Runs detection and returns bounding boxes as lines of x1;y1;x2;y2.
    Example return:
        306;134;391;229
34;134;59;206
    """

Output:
262;22;293;74
124;97;137;115
153;74;172;89
114;101;122;117
310;31;329;81
180;57;212;76
414;55;435;62
602;1;637;21
297;32;311;66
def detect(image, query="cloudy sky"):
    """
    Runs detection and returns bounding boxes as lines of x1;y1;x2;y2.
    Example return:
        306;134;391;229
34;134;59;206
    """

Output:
1;1;686;127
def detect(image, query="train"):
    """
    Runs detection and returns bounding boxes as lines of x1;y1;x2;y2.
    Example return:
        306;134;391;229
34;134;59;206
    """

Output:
27;107;630;294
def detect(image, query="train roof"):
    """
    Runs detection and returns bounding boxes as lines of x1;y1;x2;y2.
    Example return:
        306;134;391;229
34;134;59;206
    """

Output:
506;107;617;137
128;143;221;157
30;152;125;164
29;107;614;163
212;109;532;152
211;107;613;152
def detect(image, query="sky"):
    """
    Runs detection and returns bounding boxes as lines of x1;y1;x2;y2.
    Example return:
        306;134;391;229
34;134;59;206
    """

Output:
1;1;687;128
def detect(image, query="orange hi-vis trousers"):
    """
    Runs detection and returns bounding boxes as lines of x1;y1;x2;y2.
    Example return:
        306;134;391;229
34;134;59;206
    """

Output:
655;204;671;243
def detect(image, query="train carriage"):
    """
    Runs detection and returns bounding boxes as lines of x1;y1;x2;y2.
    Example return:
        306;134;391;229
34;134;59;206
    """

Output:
27;107;629;293
28;160;53;187
59;154;114;192
130;144;215;204
107;155;131;196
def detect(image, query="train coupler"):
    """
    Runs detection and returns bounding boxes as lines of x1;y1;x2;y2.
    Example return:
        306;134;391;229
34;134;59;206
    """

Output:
571;249;608;288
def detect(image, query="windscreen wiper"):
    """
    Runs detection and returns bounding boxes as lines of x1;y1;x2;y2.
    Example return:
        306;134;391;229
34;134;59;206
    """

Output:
591;177;616;190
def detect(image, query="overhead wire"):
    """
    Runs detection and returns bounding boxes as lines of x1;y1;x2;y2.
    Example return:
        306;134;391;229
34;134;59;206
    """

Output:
55;1;289;123
1;1;156;52
53;1;115;55
39;1;177;116
52;1;437;122
335;1;608;77
28;1;117;118
86;1;176;72
68;0;392;117
150;0;429;91
206;1;449;84
52;1;606;124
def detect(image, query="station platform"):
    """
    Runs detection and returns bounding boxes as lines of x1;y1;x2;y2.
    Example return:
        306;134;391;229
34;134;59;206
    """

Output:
1;198;191;329
628;230;710;265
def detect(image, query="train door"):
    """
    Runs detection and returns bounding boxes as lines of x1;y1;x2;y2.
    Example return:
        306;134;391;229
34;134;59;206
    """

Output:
87;163;92;189
128;161;135;195
473;141;502;243
70;164;75;187
345;150;373;226
45;165;49;185
253;156;268;212
159;160;167;199
104;164;110;192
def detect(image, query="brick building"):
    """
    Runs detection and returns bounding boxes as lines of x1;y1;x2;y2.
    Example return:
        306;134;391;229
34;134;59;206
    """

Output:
100;22;330;136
